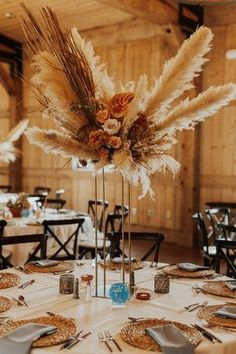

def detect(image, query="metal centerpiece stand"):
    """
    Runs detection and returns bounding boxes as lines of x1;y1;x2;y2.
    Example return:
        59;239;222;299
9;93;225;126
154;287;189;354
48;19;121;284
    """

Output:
93;168;132;299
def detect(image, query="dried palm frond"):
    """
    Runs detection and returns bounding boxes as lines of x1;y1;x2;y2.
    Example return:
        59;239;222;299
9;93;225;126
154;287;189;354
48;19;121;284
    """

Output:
155;84;236;135
143;26;213;120
25;127;99;161
71;28;115;103
21;5;97;126
0;119;28;163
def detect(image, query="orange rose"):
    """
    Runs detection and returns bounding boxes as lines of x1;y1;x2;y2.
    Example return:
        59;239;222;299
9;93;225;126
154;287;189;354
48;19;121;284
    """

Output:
108;136;122;149
88;130;108;149
109;92;134;118
96;109;110;124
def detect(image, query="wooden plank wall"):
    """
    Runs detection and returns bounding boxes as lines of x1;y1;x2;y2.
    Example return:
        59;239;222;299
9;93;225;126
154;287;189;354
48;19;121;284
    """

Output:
199;20;236;210
0;66;10;185
22;20;197;246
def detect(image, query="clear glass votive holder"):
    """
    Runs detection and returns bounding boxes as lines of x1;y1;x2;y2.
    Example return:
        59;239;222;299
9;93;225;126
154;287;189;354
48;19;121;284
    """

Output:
59;274;75;294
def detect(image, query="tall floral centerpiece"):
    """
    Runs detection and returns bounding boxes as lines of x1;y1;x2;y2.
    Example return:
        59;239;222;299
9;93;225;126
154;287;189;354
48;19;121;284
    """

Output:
21;6;236;295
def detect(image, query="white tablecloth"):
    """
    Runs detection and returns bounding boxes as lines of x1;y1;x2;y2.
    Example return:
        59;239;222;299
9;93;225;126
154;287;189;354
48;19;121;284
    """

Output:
0;262;235;353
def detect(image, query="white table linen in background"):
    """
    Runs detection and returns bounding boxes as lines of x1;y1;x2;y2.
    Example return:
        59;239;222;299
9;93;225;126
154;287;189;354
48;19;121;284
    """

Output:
0;262;235;354
2;211;93;264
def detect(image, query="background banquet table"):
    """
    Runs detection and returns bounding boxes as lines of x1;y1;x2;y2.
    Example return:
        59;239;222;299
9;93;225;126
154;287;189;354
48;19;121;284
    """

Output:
0;262;235;353
2;210;94;264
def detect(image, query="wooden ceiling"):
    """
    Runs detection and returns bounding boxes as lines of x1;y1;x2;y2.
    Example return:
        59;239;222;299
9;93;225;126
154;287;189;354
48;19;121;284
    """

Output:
0;0;179;42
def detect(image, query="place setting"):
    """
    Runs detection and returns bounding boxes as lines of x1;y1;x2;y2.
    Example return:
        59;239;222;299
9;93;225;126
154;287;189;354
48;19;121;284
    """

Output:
162;263;216;279
24;260;74;274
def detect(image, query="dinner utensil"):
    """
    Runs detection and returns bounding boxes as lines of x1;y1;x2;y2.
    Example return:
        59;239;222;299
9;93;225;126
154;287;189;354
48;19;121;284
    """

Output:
200;319;236;333
12;297;24;306
192;323;222;343
188;301;208;312
76;262;85;267
46;312;74;320
59;330;83;350
18;279;35;289
155;263;177;270
18;295;28;307
192;284;207;295
98;332;113;352
66;331;92;350
184;303;200;311
104;330;122;352
128;316;165;322
53;269;74;275
14;266;30;274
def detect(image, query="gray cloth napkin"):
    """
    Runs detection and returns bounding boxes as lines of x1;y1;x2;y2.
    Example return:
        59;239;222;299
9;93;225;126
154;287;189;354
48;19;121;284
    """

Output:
177;263;210;272
214;306;236;319
225;280;236;290
31;260;60;267
145;324;194;354
0;323;56;354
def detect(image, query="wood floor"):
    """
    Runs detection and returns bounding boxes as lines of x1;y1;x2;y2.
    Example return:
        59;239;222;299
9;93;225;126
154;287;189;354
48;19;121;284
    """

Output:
127;240;202;264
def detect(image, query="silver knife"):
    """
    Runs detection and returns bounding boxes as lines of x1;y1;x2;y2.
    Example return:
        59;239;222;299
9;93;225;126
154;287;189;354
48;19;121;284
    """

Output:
192;324;222;343
66;331;92;349
59;330;83;350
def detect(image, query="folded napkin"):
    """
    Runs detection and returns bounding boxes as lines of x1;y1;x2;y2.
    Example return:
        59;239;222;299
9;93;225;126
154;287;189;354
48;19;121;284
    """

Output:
214;306;236;319
177;263;210;272
225;280;236;290
145;324;194;354
0;323;56;354
30;260;60;267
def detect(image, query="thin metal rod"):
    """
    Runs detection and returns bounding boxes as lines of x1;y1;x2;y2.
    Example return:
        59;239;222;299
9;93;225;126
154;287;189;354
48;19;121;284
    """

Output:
94;174;98;297
121;177;125;283
128;182;132;286
102;168;106;297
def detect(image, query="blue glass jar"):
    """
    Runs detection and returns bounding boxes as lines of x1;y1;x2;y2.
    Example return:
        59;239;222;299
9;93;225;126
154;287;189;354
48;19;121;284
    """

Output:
109;282;129;307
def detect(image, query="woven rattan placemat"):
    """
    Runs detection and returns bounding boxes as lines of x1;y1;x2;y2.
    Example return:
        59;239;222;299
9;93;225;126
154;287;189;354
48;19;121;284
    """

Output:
163;266;215;278
24;261;74;273
99;260;143;271
202;281;236;298
198;304;236;328
120;319;202;351
0;297;11;313
0;315;76;347
0;273;20;289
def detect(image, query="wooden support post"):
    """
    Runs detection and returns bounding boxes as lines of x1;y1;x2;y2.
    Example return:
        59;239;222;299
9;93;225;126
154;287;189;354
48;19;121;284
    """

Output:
9;75;23;192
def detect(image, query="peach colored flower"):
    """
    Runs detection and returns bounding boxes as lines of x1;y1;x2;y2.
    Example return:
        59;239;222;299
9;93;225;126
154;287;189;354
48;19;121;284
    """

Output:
103;118;121;135
88;130;108;149
109;92;134;118
96;108;110;124
108;136;122;149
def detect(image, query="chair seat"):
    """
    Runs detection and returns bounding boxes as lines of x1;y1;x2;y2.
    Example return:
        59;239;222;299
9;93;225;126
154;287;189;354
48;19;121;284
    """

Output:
203;245;216;256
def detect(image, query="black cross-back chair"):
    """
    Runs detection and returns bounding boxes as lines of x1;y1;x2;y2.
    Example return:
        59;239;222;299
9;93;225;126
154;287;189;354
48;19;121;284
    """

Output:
113;204;129;215
0;220;46;268
105;231;165;263
192;212;216;268
87;199;109;232
216;238;236;278
205;208;230;241
43;218;84;260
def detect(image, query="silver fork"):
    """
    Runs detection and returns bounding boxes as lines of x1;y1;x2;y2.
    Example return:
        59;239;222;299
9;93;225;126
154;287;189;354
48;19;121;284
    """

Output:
104;330;122;352
188;300;208;312
98;333;113;352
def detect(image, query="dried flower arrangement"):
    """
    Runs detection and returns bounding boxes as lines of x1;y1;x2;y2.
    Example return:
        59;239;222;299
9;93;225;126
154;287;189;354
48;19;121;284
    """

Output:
22;6;236;198
0;120;28;163
7;193;30;209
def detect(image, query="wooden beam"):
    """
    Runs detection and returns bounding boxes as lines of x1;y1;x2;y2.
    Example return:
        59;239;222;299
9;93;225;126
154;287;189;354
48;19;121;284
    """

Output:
9;75;23;192
0;63;15;95
98;0;177;25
